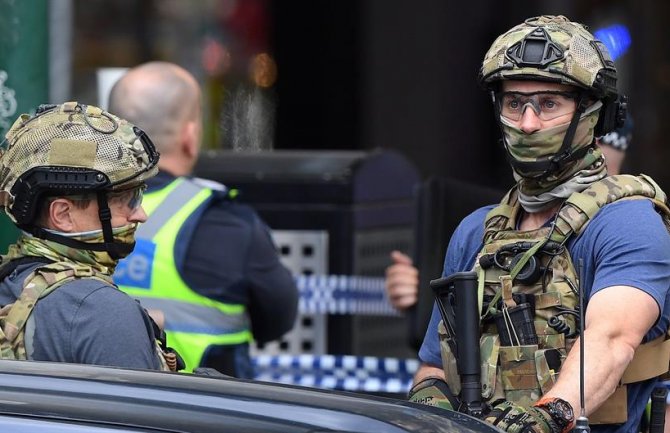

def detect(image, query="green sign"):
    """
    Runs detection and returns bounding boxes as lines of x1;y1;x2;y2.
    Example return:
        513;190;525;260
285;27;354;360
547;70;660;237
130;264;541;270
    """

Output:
0;0;49;252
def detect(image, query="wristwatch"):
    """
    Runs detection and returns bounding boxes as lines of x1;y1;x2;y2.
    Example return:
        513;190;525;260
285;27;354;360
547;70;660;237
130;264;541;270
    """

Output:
534;397;575;432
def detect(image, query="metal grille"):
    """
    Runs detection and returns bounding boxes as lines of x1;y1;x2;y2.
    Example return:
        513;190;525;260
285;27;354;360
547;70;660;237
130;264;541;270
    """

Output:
350;227;416;358
251;230;329;356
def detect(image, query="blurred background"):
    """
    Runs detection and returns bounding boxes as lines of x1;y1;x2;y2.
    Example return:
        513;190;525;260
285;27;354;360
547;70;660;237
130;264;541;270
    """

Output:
2;0;664;186
0;0;667;394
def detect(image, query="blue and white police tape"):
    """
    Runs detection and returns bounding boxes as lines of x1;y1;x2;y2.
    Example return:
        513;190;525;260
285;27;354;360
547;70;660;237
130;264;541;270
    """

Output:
253;354;419;394
295;275;398;316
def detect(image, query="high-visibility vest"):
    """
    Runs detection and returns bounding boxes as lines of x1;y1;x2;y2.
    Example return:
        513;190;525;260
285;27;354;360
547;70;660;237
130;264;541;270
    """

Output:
115;177;252;372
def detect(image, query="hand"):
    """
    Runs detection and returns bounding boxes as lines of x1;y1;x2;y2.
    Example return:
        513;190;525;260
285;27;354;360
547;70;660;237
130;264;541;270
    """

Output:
384;251;419;310
408;376;461;412
483;400;561;433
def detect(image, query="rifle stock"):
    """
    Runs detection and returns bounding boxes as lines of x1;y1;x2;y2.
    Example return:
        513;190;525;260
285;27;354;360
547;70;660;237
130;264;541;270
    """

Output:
430;271;484;416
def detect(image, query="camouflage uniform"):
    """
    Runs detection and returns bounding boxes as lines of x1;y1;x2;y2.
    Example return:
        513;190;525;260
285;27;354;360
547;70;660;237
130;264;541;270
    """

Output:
0;102;173;370
414;15;670;433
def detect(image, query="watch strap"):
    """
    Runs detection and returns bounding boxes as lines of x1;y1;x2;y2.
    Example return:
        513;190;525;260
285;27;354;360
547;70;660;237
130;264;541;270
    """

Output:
534;396;575;433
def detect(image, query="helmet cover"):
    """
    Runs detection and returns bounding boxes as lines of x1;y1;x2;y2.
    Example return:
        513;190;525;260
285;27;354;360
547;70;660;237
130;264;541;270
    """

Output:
0;102;159;224
480;15;618;101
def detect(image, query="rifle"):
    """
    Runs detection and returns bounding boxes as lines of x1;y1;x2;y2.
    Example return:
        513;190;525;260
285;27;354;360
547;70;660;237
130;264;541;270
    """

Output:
430;271;484;417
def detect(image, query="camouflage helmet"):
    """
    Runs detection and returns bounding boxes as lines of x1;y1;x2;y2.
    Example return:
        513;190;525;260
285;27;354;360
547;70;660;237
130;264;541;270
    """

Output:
479;15;618;101
0;101;159;225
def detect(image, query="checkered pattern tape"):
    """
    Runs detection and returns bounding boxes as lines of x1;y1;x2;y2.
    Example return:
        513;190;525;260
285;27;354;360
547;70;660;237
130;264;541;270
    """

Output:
296;275;398;316
253;354;419;393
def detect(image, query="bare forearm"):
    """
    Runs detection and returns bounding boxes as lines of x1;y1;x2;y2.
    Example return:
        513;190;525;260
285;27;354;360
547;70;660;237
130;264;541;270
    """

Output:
544;329;635;415
544;286;657;415
413;363;445;386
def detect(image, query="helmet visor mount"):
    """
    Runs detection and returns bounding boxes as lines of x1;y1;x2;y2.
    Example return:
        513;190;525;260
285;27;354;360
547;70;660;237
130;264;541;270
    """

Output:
506;27;564;68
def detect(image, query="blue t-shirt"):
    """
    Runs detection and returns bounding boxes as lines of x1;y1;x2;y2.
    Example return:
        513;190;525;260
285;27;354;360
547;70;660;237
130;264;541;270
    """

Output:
419;199;670;433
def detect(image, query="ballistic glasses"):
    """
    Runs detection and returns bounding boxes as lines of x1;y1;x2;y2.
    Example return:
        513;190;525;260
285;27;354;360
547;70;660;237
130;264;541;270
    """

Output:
66;184;146;212
497;91;578;121
108;184;146;212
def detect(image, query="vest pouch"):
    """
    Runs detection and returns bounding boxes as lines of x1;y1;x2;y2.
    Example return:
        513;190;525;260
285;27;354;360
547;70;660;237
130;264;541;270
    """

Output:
534;348;563;394
438;320;461;395
499;344;541;405
480;334;500;400
589;386;627;424
493;303;538;346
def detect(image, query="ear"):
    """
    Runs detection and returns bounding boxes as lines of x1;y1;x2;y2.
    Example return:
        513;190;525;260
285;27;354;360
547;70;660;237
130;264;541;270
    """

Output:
47;198;76;232
181;120;199;160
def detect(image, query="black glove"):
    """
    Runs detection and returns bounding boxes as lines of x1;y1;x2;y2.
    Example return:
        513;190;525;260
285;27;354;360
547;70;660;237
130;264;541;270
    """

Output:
408;376;462;412
483;400;562;433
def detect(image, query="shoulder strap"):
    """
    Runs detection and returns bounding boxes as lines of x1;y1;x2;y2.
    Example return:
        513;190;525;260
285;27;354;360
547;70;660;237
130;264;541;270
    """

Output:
551;174;670;243
1;262;110;355
483;186;520;244
0;256;53;281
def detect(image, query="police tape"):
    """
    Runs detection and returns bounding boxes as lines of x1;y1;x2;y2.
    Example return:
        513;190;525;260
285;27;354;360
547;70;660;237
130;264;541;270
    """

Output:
253;354;419;394
295;275;398;316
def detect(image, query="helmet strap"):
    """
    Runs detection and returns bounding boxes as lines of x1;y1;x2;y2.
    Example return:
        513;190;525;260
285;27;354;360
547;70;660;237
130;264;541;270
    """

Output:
96;191;117;259
548;91;590;171
95;191;135;260
20;191;134;259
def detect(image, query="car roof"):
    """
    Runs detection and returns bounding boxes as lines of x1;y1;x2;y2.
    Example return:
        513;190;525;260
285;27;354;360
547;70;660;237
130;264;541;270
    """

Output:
0;360;496;433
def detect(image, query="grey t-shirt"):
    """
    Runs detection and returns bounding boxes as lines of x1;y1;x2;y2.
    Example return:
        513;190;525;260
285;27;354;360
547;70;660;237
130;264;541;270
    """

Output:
0;262;161;370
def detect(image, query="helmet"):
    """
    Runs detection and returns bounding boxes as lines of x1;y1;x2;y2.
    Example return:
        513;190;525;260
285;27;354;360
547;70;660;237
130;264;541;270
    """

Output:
479;15;626;134
0;101;159;226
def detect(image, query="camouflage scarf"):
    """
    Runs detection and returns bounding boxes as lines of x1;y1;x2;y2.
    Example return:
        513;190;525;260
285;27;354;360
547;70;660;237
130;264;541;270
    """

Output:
500;101;606;209
2;224;138;279
515;155;607;213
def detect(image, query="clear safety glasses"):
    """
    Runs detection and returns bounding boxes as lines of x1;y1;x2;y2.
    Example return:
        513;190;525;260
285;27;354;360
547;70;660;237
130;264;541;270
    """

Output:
497;91;578;121
108;184;146;211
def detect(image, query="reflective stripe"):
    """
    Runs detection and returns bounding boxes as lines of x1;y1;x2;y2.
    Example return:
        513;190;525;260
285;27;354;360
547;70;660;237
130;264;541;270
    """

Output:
132;296;249;335
117;178;252;372
137;179;205;239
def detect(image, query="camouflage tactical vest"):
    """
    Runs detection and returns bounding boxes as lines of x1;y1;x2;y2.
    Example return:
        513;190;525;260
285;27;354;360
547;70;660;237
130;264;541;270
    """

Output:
0;261;173;371
439;174;670;424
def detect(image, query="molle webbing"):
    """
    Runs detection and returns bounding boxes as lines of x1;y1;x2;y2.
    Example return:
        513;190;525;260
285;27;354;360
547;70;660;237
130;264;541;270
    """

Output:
473;174;670;424
484;174;670;245
483;190;520;244
550;174;670;242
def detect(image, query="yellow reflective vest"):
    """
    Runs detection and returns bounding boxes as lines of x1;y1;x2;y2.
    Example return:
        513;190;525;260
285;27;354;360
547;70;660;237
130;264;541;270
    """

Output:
115;178;252;372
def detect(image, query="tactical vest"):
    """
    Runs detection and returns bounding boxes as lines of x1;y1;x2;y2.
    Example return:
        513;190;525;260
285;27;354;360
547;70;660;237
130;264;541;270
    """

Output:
439;174;670;424
0;261;172;371
115;178;252;373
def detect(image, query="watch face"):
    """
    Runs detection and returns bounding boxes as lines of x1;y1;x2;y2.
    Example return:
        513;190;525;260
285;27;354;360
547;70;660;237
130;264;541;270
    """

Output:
546;398;574;427
553;399;574;419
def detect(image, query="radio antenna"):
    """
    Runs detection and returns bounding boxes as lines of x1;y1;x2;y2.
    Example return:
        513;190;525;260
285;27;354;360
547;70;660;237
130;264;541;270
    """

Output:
574;258;590;432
